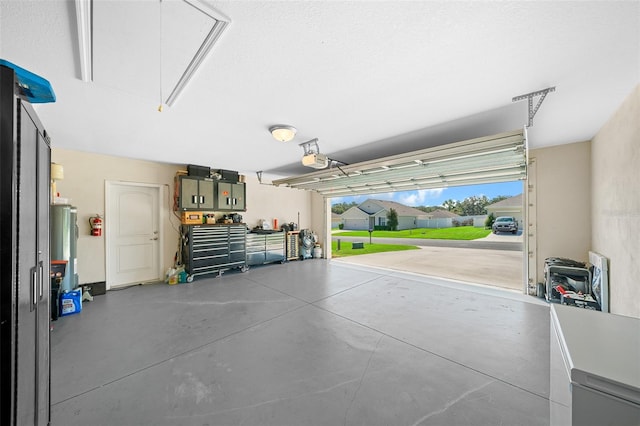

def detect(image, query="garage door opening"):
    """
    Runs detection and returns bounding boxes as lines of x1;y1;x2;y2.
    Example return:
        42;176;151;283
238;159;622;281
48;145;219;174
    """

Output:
273;129;532;293
329;180;524;292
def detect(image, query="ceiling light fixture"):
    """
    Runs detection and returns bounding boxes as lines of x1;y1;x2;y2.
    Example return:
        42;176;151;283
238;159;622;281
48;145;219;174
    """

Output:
269;125;297;142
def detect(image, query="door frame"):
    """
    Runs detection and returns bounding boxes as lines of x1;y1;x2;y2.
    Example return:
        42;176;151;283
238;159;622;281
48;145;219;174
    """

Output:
105;181;164;290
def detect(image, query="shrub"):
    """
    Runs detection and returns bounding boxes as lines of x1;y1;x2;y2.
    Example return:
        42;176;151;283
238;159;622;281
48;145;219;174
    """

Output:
485;213;495;229
461;218;473;226
338;223;344;230
452;218;474;227
387;208;398;231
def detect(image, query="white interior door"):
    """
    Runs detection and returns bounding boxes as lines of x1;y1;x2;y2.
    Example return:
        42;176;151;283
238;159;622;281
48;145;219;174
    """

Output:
106;182;162;288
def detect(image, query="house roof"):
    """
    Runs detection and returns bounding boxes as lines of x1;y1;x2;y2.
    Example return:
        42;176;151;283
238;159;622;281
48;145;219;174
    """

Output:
486;194;523;210
341;206;370;219
360;199;428;218
429;209;461;219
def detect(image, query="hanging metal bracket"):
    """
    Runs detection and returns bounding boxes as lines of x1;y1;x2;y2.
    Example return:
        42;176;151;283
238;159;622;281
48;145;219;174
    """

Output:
512;86;556;127
299;138;320;156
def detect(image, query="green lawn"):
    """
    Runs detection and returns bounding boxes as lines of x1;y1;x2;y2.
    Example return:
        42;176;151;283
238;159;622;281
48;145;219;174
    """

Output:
331;241;419;258
334;226;491;240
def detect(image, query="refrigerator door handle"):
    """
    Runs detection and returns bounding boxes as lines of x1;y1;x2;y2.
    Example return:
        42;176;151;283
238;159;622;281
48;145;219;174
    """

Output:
38;261;44;300
31;266;38;311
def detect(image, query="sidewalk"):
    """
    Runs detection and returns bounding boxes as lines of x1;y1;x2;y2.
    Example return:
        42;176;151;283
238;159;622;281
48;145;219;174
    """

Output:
478;229;524;243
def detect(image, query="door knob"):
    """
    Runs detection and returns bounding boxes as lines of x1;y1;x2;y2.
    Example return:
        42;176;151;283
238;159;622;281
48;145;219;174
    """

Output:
150;237;158;241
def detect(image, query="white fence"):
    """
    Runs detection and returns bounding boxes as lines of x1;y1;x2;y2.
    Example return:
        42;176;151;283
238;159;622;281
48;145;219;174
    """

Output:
416;215;487;229
342;214;489;230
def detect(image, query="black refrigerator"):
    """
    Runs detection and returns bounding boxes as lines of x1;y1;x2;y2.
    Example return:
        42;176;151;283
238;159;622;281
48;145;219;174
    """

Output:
0;65;51;425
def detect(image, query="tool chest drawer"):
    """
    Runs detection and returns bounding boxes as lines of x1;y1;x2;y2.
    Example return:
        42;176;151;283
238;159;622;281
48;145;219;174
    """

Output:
246;232;285;266
181;224;247;280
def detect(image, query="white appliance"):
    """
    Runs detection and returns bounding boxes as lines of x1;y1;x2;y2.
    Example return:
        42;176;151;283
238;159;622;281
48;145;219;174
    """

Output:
550;304;640;425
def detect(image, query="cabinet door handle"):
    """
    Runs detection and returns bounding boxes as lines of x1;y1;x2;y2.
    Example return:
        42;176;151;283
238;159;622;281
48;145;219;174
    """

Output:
192;195;198;204
232;198;237;205
226;197;231;206
200;196;205;204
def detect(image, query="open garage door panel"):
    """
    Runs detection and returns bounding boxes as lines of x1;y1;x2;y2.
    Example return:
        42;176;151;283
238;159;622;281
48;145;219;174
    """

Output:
273;129;526;196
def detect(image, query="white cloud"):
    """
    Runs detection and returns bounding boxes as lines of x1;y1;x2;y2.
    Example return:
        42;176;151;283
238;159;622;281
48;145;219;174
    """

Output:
398;189;444;206
331;189;446;206
376;193;396;201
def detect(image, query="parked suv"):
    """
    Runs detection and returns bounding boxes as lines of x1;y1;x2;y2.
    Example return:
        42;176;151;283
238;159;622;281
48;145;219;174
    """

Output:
492;216;518;234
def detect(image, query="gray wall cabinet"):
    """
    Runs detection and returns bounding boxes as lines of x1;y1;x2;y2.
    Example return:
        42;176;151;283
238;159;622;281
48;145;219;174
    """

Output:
215;181;246;211
178;176;215;210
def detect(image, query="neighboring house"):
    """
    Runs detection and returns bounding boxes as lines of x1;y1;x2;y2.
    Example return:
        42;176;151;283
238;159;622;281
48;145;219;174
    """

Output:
331;213;342;228
486;194;524;227
342;199;429;230
428;209;460;219
341;205;371;230
416;208;461;228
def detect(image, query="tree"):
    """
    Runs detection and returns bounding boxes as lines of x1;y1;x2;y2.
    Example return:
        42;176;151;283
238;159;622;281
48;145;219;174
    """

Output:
331;201;358;215
386;208;398;231
442;199;462;214
442;199;456;211
458;195;490;216
415;205;446;213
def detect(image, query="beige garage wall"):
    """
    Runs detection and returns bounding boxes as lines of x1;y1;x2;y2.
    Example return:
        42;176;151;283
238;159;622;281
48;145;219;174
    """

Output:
530;141;592;285
51;148;312;285
590;84;640;318
309;191;328;252
242;175;312;231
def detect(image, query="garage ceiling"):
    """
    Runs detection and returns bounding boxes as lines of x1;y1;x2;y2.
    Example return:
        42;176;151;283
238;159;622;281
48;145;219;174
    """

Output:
0;1;638;178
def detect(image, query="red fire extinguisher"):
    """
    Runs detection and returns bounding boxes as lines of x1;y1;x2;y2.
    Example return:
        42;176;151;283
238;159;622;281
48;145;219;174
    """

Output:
89;215;103;236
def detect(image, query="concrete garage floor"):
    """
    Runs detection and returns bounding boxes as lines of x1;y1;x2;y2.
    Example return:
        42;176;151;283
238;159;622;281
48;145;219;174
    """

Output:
51;260;549;426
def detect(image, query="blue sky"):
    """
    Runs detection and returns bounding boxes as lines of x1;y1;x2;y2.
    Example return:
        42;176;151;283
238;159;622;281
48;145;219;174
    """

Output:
330;180;523;207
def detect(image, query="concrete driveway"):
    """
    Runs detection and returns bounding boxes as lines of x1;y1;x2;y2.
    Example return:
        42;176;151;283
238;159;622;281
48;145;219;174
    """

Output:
331;230;524;292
